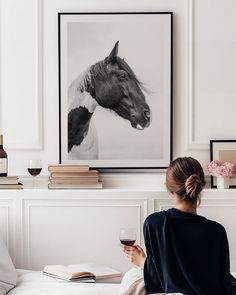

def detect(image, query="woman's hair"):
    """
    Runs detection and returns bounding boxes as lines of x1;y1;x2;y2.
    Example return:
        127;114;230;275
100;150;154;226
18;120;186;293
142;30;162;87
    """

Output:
166;157;206;203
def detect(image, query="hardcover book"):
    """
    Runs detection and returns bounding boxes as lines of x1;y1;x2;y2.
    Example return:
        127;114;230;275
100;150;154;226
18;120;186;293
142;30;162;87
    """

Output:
0;183;23;189
48;165;89;173
0;176;19;185
50;171;98;178
49;178;99;184
48;181;103;189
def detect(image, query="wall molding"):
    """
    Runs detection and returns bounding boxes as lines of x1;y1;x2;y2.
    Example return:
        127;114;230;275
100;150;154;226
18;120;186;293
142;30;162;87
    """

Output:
0;0;43;150
32;0;44;150
185;0;209;150
0;0;3;134
1;189;236;270
21;198;148;269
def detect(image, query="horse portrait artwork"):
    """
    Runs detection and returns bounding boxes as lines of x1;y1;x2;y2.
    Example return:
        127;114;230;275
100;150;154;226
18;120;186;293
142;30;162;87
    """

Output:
68;41;151;160
59;12;172;168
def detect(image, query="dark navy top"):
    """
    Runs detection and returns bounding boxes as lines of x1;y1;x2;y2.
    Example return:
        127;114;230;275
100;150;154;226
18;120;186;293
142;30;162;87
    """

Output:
143;208;232;295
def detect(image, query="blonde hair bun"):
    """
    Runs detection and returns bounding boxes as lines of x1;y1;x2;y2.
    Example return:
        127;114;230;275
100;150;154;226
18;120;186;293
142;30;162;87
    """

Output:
166;157;206;203
185;174;202;199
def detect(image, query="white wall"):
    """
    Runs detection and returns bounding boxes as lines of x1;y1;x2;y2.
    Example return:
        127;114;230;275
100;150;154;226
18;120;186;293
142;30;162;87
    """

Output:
0;0;236;176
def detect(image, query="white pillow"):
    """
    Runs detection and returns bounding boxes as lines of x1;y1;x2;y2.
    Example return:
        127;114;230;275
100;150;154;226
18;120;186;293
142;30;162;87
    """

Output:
0;233;17;295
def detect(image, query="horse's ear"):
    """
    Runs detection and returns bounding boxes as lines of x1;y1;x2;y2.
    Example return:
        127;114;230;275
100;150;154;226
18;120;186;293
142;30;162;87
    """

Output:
107;41;119;62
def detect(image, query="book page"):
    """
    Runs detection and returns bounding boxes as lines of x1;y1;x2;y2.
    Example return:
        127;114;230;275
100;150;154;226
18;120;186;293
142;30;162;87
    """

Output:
67;263;122;279
43;265;93;279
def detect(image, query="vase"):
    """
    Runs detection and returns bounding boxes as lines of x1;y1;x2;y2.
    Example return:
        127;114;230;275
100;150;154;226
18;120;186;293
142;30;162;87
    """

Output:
216;176;230;189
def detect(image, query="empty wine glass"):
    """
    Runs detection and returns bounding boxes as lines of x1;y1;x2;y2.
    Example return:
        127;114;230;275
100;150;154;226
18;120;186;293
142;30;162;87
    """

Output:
119;228;136;246
27;160;42;188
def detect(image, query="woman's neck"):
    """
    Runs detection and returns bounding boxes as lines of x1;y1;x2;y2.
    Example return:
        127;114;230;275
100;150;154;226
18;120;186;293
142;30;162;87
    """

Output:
174;194;197;214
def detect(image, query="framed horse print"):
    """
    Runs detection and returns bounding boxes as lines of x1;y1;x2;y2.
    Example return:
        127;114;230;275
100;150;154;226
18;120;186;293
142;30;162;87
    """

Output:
58;12;173;169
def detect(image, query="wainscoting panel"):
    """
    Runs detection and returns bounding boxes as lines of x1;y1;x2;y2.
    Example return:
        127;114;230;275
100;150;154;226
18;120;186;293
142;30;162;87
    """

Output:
154;197;174;212
199;197;236;272
0;188;235;272
21;196;148;272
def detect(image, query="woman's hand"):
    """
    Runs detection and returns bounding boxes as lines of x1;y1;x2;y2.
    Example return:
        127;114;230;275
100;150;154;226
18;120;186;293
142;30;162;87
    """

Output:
121;244;146;269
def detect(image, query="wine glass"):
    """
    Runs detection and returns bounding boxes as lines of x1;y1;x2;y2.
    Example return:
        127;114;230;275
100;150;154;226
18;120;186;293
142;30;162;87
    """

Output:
119;228;136;246
27;160;42;188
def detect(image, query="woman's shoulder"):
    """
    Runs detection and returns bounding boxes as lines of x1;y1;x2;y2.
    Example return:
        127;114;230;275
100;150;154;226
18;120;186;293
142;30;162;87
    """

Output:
144;209;227;235
204;217;227;234
144;208;187;225
144;211;167;227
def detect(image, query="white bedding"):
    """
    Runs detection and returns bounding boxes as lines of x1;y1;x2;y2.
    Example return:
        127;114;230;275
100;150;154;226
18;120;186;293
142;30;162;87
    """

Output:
8;269;236;295
8;269;121;295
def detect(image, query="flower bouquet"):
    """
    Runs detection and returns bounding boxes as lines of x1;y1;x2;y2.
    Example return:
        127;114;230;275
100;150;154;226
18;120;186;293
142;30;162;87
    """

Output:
207;160;236;188
207;160;236;177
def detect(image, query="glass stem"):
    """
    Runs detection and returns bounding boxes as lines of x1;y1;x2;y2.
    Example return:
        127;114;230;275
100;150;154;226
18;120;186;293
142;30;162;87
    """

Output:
33;176;36;189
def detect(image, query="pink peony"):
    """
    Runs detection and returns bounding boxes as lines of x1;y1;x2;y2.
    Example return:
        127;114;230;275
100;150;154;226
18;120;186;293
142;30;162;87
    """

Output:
207;160;222;174
207;160;236;177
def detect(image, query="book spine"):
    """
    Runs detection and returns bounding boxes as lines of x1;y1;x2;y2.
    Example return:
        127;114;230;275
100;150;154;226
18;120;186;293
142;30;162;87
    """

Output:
50;171;98;178
50;178;99;184
48;182;103;189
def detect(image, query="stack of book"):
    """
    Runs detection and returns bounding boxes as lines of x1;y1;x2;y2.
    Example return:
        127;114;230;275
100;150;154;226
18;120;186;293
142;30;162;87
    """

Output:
48;165;103;189
0;176;23;189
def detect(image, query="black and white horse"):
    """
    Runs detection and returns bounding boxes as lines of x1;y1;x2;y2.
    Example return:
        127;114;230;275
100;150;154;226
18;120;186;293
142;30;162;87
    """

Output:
68;41;151;159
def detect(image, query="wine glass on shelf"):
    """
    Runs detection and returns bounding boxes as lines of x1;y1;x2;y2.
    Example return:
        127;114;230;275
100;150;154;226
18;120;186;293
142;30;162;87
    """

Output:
119;228;136;246
27;160;42;188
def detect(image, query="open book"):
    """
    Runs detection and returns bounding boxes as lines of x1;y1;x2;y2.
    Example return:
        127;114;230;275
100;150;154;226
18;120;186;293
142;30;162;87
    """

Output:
43;263;122;282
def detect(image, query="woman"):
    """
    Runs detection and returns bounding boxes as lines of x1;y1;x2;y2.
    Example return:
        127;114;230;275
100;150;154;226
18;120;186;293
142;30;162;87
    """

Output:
122;157;235;294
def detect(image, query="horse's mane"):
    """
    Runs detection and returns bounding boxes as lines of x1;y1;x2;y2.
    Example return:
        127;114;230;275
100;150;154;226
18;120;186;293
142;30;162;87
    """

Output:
69;67;92;94
116;57;141;85
69;55;148;97
69;62;106;93
68;68;94;112
89;57;148;93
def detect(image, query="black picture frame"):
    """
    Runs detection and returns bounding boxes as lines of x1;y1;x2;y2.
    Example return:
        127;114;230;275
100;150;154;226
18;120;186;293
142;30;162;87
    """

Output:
58;12;173;170
210;140;236;188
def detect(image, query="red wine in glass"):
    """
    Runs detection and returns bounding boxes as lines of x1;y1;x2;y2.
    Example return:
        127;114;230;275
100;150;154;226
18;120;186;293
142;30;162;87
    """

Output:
28;160;42;188
28;168;42;176
119;228;136;247
120;239;136;246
